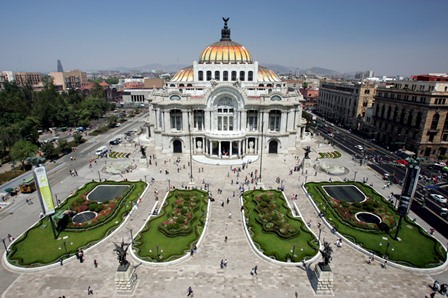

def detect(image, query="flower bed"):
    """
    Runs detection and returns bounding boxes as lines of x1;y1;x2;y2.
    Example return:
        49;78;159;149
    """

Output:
133;189;208;262
306;181;447;268
243;189;318;262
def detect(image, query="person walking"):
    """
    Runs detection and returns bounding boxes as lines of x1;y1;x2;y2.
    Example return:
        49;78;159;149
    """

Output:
187;286;194;297
87;286;93;295
94;259;98;268
228;212;232;219
253;265;258;275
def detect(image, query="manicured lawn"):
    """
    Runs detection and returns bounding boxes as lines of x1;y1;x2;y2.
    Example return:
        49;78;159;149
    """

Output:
306;181;447;268
133;189;208;262
243;189;318;262
7;180;146;267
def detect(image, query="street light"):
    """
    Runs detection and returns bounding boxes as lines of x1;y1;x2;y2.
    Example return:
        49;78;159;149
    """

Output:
317;222;323;242
353;171;358;182
290;244;296;260
168;179;171;191
59;241;68;258
149;245;163;260
380;240;391;259
98;171;102;182
2;238;8;255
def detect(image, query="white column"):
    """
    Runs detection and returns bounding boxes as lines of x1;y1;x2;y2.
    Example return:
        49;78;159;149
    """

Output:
164;111;170;131
281;111;287;132
218;141;222;157
241;111;247;131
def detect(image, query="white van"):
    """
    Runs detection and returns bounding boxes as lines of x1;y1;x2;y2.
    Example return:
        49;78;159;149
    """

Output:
95;146;108;156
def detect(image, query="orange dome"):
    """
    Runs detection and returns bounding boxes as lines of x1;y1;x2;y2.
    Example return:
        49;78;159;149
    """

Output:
199;41;252;64
199;17;253;64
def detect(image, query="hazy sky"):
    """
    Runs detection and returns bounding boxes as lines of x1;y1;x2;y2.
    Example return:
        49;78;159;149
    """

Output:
1;0;447;76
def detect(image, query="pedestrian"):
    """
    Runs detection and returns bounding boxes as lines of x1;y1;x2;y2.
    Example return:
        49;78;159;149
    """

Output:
220;259;224;269
224;236;228;242
228;212;232;218
226;197;230;205
187;286;193;297
254;265;258;274
221;201;224;207
223;259;228;267
88;286;93;295
250;267;255;276
433;280;440;292
94;259;98;268
383;260;387;269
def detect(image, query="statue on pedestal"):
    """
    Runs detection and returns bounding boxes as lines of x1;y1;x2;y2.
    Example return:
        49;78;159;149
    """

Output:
319;241;333;270
114;240;131;271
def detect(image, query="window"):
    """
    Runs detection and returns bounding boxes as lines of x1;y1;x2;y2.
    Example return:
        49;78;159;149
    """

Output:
170;109;182;130
248;71;253;81
364;89;370;94
231;71;237;81
206;71;212;81
247;110;258;131
431;113;440;130
194;110;204;131
216;98;234;131
429;134;435;142
214;71;220;81
240;71;245;81
198;71;203;81
269;110;281;132
223;71;228;81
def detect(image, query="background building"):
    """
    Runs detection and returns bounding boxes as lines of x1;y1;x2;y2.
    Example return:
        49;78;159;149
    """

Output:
145;19;305;157
317;82;376;130
370;74;448;159
49;69;87;91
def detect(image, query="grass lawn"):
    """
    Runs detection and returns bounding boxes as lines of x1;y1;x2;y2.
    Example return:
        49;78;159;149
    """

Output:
7;180;146;267
243;189;318;262
133;189;208;262
306;181;447;268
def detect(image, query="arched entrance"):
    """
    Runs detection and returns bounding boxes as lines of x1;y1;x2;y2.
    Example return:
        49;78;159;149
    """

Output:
173;140;182;153
269;140;278;154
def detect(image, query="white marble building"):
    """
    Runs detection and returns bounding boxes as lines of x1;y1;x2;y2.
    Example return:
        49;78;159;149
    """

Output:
145;19;305;158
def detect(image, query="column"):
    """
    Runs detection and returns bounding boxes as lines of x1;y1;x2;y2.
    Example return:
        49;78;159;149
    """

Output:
238;141;241;157
218;141;222;157
230;141;233;156
182;110;189;132
281;111;287;132
241;111;247;131
164;111;170;131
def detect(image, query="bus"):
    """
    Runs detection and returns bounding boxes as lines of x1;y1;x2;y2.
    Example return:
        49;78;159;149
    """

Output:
396;149;416;159
19;176;36;193
95;146;108;157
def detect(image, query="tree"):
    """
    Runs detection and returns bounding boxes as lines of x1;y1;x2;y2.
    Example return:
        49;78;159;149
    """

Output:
41;142;56;160
9;140;38;170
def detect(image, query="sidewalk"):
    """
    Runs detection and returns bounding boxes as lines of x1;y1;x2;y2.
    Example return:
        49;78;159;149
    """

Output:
1;135;445;297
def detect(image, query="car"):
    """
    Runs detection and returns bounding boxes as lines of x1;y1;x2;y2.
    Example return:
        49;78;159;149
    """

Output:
383;173;390;180
434;162;447;167
354;145;364;150
430;194;447;204
109;138;121;145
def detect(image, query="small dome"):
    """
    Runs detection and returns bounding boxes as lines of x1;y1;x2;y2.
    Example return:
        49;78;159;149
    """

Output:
199;17;252;64
258;66;281;82
171;66;194;82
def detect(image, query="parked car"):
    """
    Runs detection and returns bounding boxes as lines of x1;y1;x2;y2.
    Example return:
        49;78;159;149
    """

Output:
430;194;447;204
109;138;121;145
354;145;364;150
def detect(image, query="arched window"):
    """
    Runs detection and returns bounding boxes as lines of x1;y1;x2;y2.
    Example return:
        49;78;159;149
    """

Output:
407;110;413;126
431;113;440;130
231;71;237;81
239;71;245;81
386;106;391;119
214;71;220;81
206;71;212;81
248;71;253;81
223;71;228;81
415;112;423;128
198;71;203;81
381;105;385;118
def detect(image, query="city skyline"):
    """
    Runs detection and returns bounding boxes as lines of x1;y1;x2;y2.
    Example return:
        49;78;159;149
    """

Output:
1;0;447;76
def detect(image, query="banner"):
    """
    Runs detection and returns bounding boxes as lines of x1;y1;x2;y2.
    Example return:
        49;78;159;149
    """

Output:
397;164;420;216
33;166;55;215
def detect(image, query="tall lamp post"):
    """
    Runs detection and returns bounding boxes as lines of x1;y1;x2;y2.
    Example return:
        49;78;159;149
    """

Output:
2;238;8;255
353;171;358;182
188;107;194;183
258;110;265;185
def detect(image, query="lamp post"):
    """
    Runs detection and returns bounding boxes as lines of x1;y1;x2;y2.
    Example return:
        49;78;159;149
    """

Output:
59;240;68;258
150;245;163;260
168;179;171;191
290;244;296;261
353;171;358;182
127;228;134;245
98;171;101;182
188;107;194;183
2;238;8;255
317;222;323;242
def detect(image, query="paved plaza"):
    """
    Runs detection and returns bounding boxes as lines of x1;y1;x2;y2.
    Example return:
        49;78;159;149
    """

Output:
1;135;447;297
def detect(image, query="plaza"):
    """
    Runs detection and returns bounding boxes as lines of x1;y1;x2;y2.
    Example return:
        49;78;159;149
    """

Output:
1;132;447;297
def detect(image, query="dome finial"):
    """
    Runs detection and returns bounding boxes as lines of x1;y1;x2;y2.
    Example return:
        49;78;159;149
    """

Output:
221;17;231;41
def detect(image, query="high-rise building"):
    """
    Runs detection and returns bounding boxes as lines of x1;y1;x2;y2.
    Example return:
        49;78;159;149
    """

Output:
49;69;87;91
145;19;305;156
57;60;64;72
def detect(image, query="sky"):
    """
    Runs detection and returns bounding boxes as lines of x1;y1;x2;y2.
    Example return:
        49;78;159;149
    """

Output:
1;0;447;76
